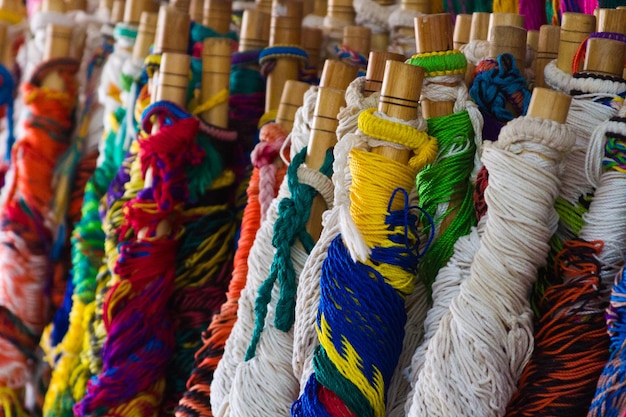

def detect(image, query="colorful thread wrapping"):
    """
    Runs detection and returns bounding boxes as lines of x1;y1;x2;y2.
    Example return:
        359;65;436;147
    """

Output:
407;51;467;78
74;102;204;417
175;123;287;417
292;108;436;417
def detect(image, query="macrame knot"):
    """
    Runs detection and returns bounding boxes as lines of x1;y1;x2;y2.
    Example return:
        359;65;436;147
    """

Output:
245;147;334;361
252;124;286;168
470;53;531;121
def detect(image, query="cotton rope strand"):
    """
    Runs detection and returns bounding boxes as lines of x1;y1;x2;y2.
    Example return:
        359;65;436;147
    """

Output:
291;104;437;417
175;122;287;417
210;87;316;417
223;102;335;417
0;57;79;416
505;112;626;416
405;114;575;417
291;77;379;394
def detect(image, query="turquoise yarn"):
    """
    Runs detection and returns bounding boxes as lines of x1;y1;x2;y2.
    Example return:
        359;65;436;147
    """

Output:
245;147;333;361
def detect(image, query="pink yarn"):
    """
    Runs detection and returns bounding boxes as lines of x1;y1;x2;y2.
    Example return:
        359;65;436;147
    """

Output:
519;0;547;30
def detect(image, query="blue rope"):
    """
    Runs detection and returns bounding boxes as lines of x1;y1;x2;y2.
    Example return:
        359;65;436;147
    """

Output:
0;63;15;163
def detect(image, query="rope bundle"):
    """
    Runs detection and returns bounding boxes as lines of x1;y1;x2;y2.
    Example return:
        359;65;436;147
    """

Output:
75;103;204;417
292;104;437;417
406;115;574;417
210;87;316;417
175;122;287;417
0;57;79;413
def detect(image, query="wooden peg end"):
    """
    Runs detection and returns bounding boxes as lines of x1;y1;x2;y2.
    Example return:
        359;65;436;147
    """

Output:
415;13;453;53
133;11;157;60
597;8;626;35
401;0;429;13
469;12;490;41
273;0;304;20
527;87;571;124
42;0;66;13
319;59;359;90
189;0;202;22
527;29;539;51
202;38;232;72
239;8;270;52
124;0;158;25
327;0;355;24
557;12;596;74
453;14;472;50
374;61;424;163
65;0;86;11
302;26;323;70
307;86;345;169
343;25;371;56
111;0;125;24
364;51;404;96
200;38;231;128
583;37;626;78
0;23;8;68
379;60;423;122
155;52;190;107
276;80;309;133
269;0;303;46
171;0;190;14
154;5;191;54
44;24;72;61
489;25;527;73
488;12;525;41
534;24;560;88
255;0;271;15
203;0;233;34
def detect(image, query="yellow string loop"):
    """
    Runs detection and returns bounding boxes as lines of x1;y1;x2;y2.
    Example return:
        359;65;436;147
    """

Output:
358;108;438;171
258;109;278;128
191;88;229;116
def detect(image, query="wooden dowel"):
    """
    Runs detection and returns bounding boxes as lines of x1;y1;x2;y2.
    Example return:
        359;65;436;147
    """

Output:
132;11;157;60
534;24;560;88
302;26;323;72
42;24;73;91
488;12;525;41
470;12;490;41
342;25;371;56
527;29;539;54
415;13;455;118
313;0;327;16
265;0;303;112
189;0;202;22
200;38;232;128
276;79;309;133
582;37;626;78
305;86;346;241
154;52;189;107
124;0;157;25
111;0;125;24
527;87;571;123
256;0;271;15
154;5;191;54
203;0;232;34
65;0;86;11
374;60;424;164
171;0;190;14
42;0;66;13
239;8;270;52
364;50;405;96
99;0;113;13
453;14;472;50
489;25;527;75
401;0;429;13
597;8;626;34
0;23;9;68
557;12;596;74
319;59;358;90
327;0;355;25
